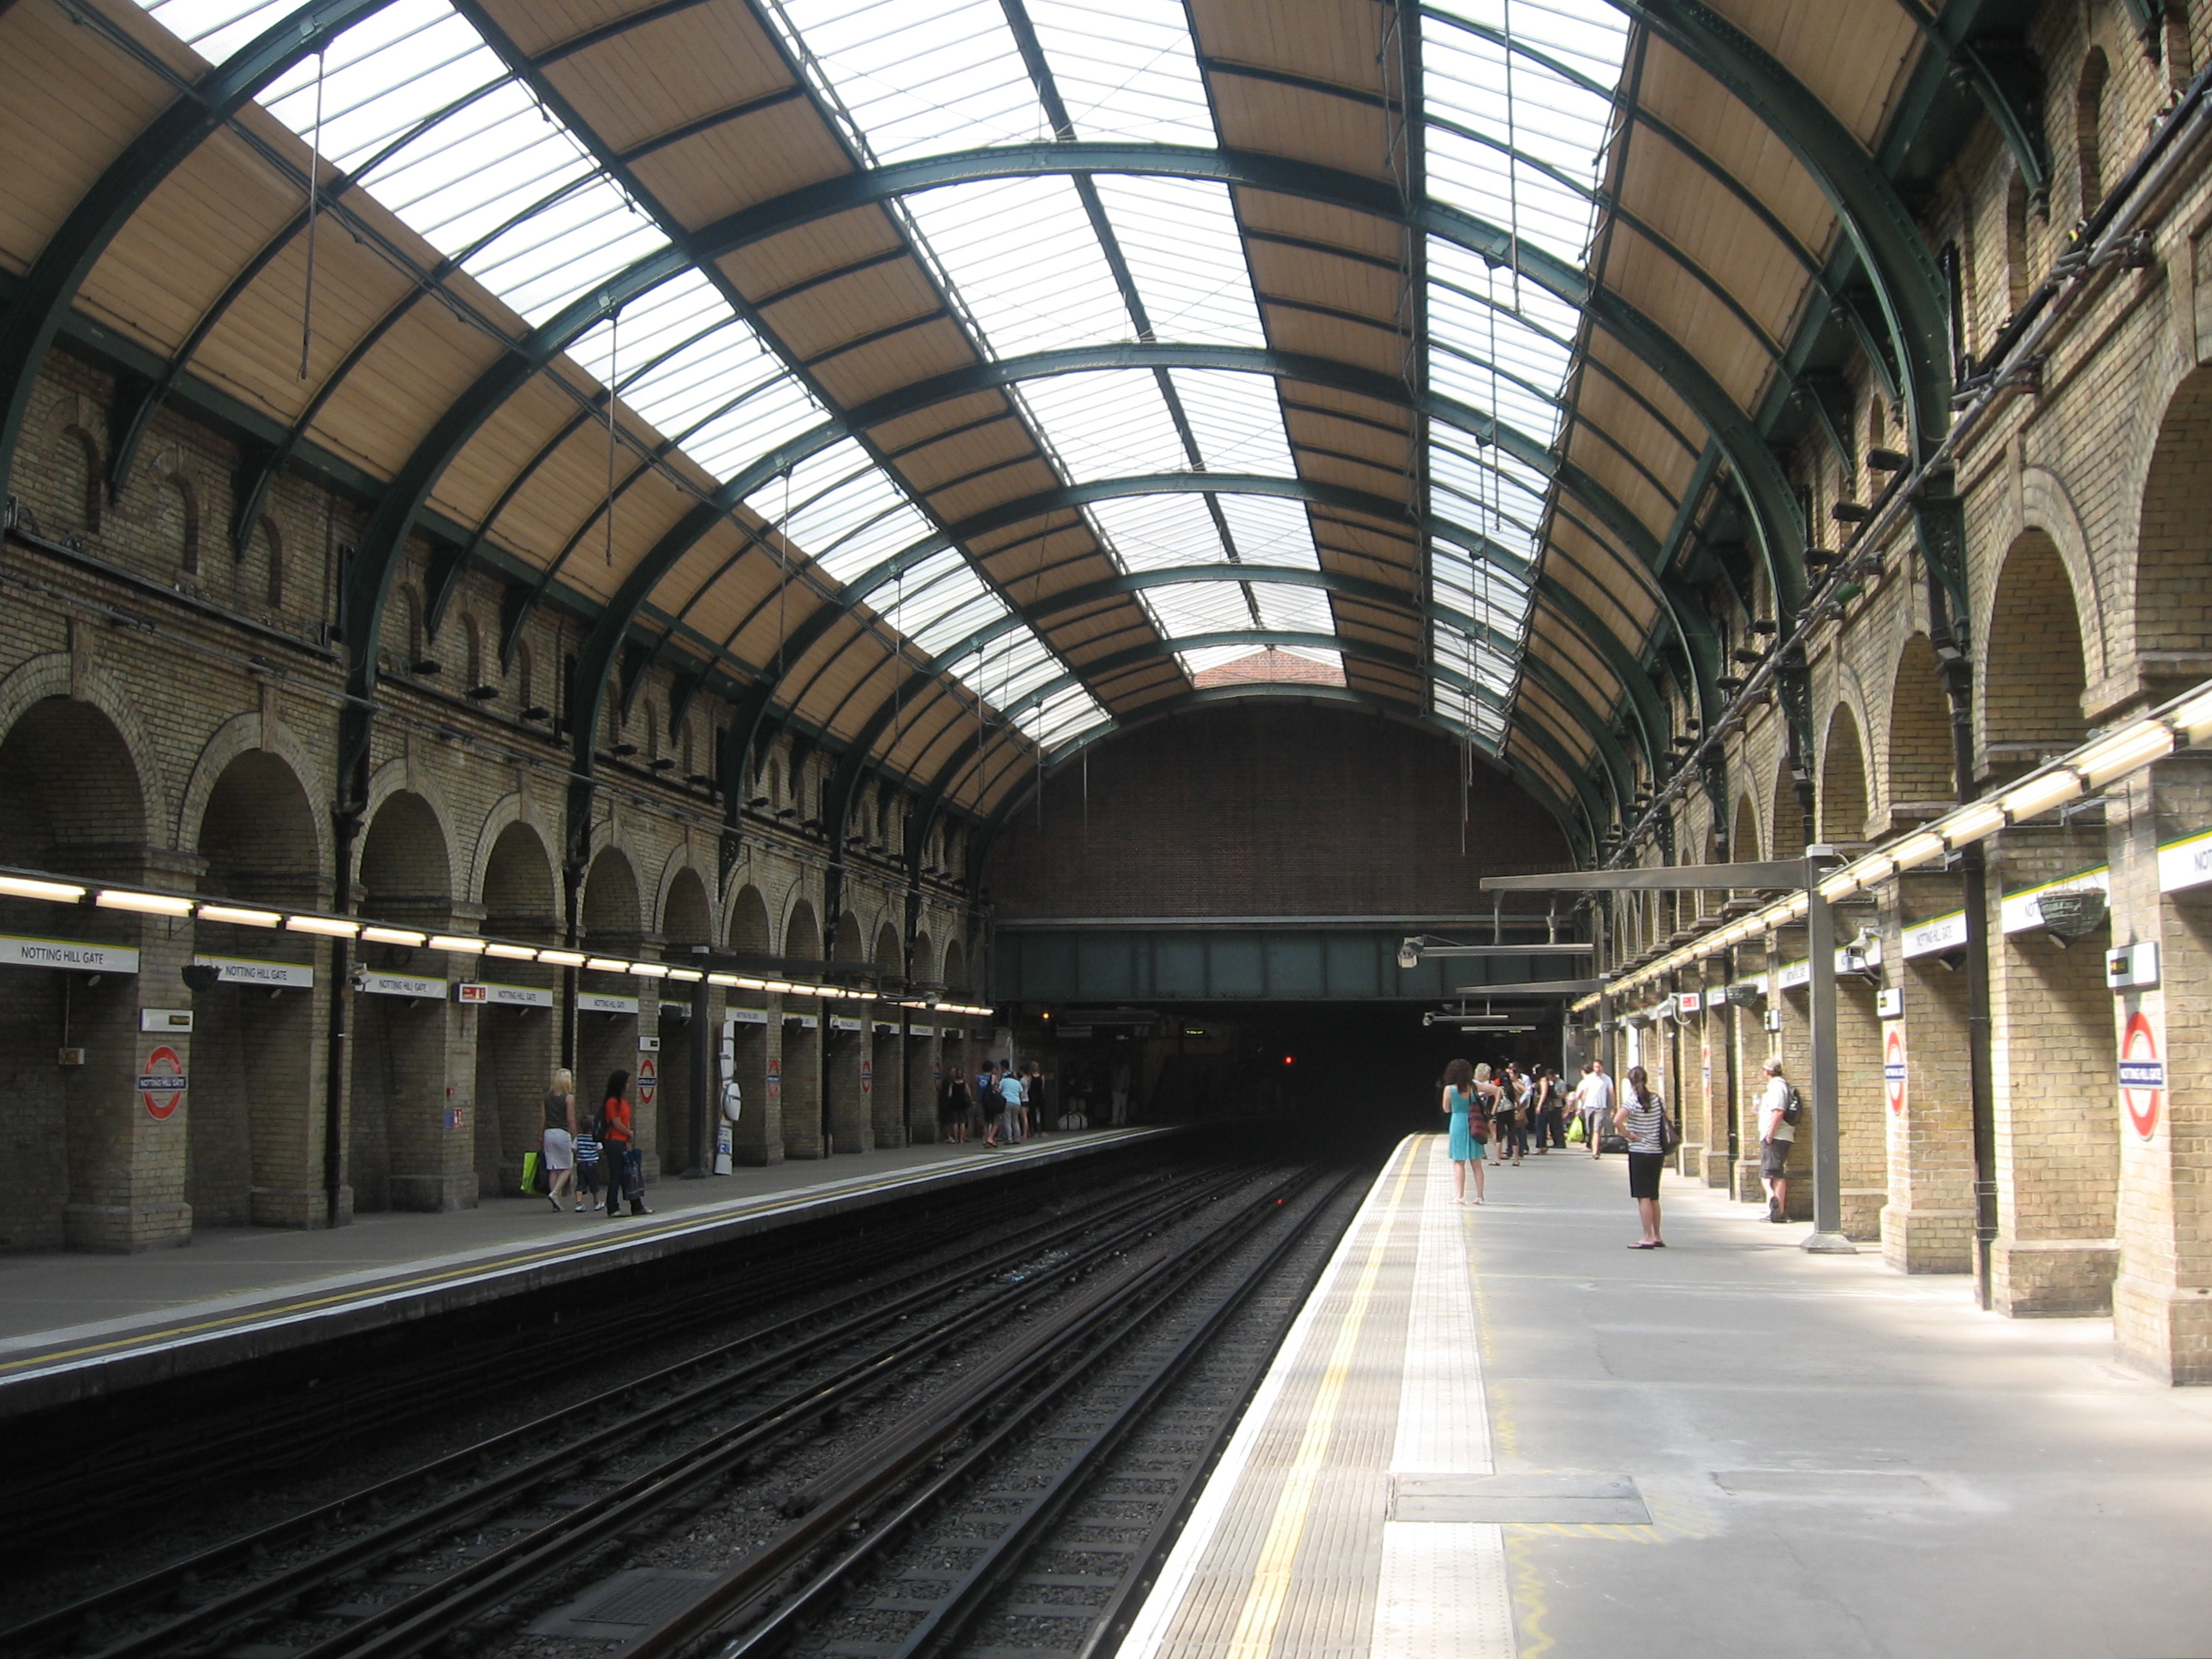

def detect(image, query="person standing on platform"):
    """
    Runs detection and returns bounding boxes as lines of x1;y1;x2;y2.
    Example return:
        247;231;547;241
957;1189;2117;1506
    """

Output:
1021;1060;1044;1137
1580;1058;1615;1157
1758;1057;1797;1223
599;1070;650;1218
1110;1061;1132;1127
1533;1066;1563;1153
1440;1057;1486;1206
1617;1063;1669;1248
999;1063;1025;1147
542;1066;578;1213
939;1064;969;1144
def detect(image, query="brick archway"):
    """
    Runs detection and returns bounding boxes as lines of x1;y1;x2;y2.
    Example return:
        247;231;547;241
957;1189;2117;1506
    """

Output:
2133;365;2212;703
1983;530;2088;784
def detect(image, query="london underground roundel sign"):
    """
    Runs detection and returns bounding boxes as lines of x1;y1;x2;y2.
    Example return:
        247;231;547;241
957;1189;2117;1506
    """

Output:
1884;1027;1907;1114
2119;1012;2164;1140
138;1045;188;1120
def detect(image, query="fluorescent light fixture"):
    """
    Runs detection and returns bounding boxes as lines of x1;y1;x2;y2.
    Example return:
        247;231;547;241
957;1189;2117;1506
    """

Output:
2074;720;2174;785
1937;800;2006;847
1816;871;1860;902
586;956;630;973
707;973;741;987
98;888;195;915
2171;686;2212;743
732;975;768;990
1891;830;1948;870
198;904;281;927
2000;769;2083;821
285;914;361;937
362;925;427;946
484;942;539;961
538;949;586;967
0;874;84;902
763;979;797;993
667;968;703;983
627;961;670;979
1846;854;1898;886
430;935;486;954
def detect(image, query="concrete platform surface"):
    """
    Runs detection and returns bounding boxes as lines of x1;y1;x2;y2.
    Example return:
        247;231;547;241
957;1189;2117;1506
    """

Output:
0;1129;1165;1413
1123;1135;2212;1659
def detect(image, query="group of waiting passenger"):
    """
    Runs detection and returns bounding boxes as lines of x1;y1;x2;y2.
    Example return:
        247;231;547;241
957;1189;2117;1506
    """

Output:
1438;1053;1802;1249
538;1066;652;1218
935;1061;1044;1147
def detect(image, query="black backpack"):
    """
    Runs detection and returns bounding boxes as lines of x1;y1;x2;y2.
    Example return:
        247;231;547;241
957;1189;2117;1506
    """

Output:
1781;1085;1802;1127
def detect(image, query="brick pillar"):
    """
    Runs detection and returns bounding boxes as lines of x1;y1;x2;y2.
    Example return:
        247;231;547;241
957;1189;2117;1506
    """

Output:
780;1006;824;1158
824;1017;869;1153
1987;830;2119;1315
1836;969;1887;1242
1880;875;1976;1273
35;855;202;1252
870;1022;905;1147
2111;760;2212;1380
906;1031;939;1142
1730;940;1772;1204
1770;931;1814;1221
726;1007;779;1165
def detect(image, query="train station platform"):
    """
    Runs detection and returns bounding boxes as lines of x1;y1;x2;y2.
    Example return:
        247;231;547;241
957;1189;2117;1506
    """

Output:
0;1129;1169;1420
1122;1135;2212;1659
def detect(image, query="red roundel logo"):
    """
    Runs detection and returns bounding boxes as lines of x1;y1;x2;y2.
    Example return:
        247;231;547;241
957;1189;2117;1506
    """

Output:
637;1055;659;1108
1884;1027;1907;1115
2119;1013;2164;1140
138;1045;188;1120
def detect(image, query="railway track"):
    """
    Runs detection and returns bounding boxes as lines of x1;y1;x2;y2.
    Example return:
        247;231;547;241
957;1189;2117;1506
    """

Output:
4;1154;1356;1659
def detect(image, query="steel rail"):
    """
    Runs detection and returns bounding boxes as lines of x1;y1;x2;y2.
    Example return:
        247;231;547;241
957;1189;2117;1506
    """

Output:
260;1165;1269;1659
9;1161;1227;1659
624;1167;1324;1657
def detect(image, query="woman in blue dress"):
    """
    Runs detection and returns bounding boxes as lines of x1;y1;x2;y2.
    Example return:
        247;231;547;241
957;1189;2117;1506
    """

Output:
1441;1057;1488;1206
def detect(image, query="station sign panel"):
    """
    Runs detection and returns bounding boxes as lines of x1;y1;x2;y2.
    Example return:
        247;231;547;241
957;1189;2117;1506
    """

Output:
138;1045;187;1119
0;934;138;973
1773;959;1811;991
195;955;314;989
2119;1011;2165;1140
859;1056;873;1095
1900;912;1968;960
456;981;554;1008
725;1006;768;1026
829;1015;863;1032
784;1013;819;1029
358;971;446;999
1676;992;1701;1016
580;991;639;1015
2158;828;2212;895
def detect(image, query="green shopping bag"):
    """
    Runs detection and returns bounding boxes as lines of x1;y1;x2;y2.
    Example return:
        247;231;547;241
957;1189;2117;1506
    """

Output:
1566;1116;1586;1144
519;1151;541;1194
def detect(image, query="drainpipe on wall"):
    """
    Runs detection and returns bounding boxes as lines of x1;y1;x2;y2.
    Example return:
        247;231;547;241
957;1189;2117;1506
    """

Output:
322;754;366;1230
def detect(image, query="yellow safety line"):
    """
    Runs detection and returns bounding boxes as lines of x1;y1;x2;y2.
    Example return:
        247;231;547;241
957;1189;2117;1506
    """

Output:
0;1140;1114;1377
1220;1139;1418;1659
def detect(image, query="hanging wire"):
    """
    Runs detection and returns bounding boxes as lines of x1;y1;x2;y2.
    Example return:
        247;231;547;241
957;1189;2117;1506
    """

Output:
298;47;327;381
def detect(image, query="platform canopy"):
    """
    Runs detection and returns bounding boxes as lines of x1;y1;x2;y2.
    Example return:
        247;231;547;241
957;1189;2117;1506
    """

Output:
0;0;1986;845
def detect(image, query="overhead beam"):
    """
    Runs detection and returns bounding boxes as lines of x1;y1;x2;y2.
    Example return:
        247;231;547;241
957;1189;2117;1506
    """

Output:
1481;859;1810;889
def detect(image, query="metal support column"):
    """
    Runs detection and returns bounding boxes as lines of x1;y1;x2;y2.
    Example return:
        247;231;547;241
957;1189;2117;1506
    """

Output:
687;968;713;1178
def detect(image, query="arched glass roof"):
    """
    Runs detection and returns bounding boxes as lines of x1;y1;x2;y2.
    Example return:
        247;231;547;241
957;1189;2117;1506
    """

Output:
40;0;1953;849
136;0;1625;765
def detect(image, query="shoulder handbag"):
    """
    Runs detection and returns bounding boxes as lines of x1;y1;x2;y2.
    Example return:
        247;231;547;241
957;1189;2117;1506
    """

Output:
1659;1102;1681;1154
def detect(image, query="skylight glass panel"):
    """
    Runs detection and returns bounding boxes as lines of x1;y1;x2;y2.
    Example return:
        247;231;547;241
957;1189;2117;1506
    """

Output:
1091;177;1265;347
1252;581;1336;638
903;177;1131;359
1144;580;1255;641
1216;495;1321;570
1017;373;1191;483
158;0;676;329
1167;370;1296;475
738;440;929;585
1015;684;1111;750
763;0;1046;162
1087;494;1228;573
878;554;1009;657
962;629;1063;709
1025;0;1215;144
1422;3;1629;267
